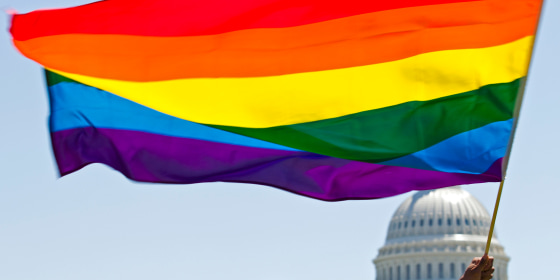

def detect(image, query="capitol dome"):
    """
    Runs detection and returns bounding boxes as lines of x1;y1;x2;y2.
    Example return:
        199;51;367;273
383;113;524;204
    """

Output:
373;186;509;280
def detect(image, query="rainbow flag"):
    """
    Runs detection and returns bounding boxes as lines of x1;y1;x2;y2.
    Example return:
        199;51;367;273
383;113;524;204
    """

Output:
10;0;542;200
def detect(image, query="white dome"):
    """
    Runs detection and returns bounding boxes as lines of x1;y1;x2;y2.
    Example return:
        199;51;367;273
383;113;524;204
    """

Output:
373;186;509;280
386;186;497;244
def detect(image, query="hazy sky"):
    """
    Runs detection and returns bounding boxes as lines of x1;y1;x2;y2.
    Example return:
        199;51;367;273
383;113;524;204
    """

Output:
1;1;559;280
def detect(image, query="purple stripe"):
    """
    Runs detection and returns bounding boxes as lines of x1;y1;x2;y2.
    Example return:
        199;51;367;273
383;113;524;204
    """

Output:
52;128;502;201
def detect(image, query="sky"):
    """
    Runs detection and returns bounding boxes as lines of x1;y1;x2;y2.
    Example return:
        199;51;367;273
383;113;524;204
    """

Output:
0;1;559;280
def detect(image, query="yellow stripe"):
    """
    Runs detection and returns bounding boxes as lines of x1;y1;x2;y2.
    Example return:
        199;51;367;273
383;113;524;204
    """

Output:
51;36;533;128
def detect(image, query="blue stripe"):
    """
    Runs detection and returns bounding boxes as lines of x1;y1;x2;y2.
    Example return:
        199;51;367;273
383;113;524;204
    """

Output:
48;82;300;151
48;81;511;174
381;119;512;174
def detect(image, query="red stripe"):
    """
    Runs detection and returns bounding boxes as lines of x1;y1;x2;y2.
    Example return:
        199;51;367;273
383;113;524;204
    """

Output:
14;16;537;80
11;0;478;40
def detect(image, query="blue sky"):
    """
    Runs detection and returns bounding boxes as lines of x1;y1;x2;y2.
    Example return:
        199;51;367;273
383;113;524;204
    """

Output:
1;1;559;279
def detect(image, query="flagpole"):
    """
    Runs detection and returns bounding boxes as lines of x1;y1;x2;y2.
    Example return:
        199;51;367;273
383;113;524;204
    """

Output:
484;0;545;255
484;178;505;255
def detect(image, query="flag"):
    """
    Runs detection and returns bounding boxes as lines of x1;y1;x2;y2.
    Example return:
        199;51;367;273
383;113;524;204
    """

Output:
10;0;542;200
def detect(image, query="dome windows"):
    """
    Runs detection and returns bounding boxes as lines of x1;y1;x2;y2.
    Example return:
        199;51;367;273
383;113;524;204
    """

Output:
388;214;492;238
376;261;500;280
450;263;456;278
427;263;432;279
406;265;411;280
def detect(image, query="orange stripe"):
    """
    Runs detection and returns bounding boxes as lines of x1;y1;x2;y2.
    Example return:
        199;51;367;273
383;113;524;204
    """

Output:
14;0;540;81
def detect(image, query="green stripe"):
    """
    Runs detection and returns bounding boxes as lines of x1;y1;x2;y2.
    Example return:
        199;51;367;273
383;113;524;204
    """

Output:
45;69;76;86
209;79;522;163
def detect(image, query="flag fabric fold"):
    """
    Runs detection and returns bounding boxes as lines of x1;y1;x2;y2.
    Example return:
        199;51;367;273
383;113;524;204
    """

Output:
11;0;542;200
